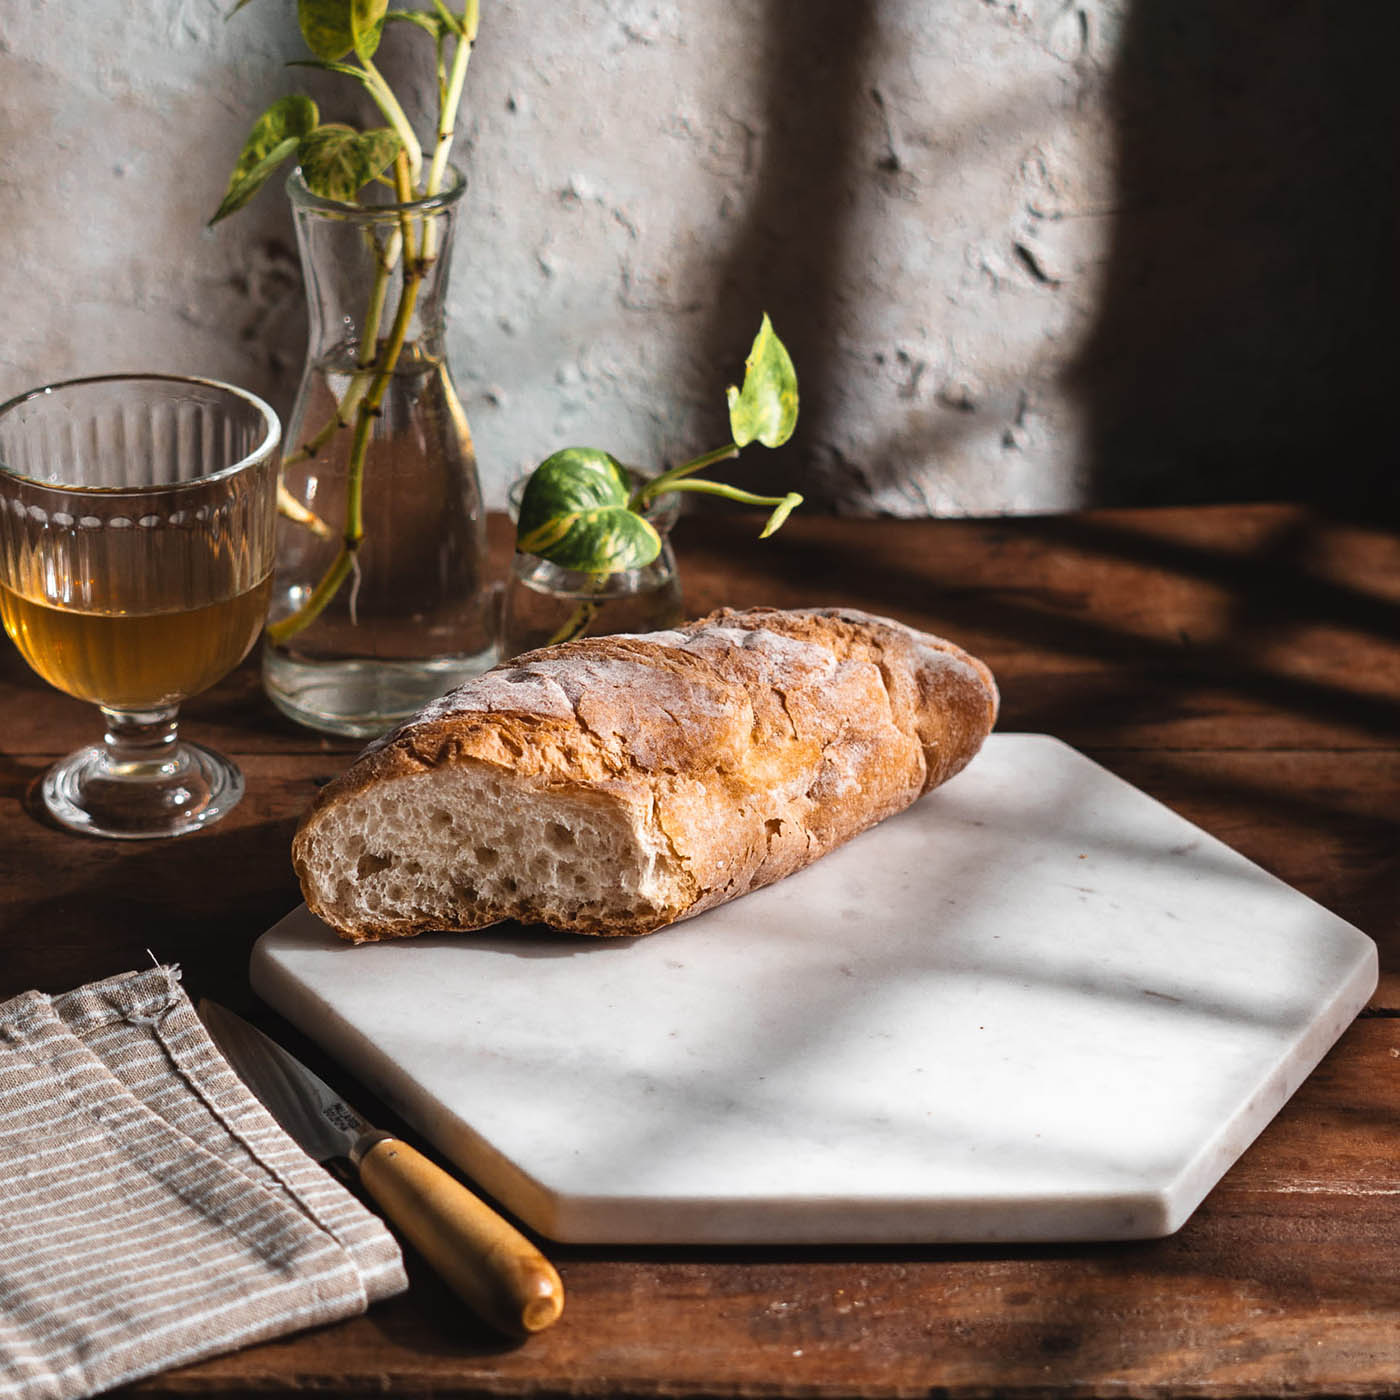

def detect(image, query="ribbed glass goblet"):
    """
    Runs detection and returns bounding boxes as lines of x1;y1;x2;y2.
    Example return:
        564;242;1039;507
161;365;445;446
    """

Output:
0;374;280;838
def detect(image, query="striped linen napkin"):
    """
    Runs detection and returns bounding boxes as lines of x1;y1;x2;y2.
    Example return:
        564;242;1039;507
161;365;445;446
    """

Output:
0;966;406;1400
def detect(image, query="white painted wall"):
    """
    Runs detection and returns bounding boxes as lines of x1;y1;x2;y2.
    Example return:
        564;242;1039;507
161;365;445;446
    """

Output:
2;1;1388;514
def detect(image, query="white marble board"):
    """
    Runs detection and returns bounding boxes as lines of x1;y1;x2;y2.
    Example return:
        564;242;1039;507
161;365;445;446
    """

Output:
251;734;1377;1245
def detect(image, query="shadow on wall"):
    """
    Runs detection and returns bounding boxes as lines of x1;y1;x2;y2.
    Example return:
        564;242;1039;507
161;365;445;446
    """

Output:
704;0;1399;516
695;0;878;512
1072;0;1400;515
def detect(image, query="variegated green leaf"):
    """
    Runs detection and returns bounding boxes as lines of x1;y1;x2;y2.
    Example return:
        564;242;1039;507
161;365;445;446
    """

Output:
759;491;803;537
517;447;630;528
726;313;799;449
209;95;318;224
298;0;355;60
515;448;662;572
351;0;389;59
520;507;661;573
297;124;402;203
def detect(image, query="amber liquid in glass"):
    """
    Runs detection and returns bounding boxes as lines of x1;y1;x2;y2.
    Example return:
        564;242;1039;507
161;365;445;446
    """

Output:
0;576;272;709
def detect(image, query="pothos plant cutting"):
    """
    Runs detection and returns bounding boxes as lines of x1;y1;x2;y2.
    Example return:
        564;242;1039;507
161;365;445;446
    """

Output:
213;0;802;693
512;313;803;646
211;0;484;652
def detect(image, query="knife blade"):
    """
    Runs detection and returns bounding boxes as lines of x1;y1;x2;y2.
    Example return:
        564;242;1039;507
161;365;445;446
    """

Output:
198;999;564;1338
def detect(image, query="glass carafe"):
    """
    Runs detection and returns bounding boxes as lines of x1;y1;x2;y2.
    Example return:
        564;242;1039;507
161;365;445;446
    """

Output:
263;165;497;737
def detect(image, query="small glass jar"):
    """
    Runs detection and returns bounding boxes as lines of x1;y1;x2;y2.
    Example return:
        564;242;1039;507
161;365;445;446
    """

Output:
499;477;684;659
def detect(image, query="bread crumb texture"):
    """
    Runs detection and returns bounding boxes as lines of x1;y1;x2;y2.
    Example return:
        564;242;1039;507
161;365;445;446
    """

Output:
292;607;998;941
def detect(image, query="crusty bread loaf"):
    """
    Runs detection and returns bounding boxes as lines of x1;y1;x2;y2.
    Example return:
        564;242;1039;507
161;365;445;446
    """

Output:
292;607;998;941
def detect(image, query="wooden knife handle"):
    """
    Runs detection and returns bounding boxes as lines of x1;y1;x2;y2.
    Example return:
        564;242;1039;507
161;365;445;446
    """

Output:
356;1135;564;1336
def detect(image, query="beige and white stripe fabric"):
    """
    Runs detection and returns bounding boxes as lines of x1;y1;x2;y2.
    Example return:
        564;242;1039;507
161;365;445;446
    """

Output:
0;966;406;1400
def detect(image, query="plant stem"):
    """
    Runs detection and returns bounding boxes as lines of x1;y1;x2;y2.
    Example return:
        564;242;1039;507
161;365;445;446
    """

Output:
653;478;791;506
636;442;740;504
425;3;476;198
269;542;357;641
545;590;601;647
361;56;423;186
266;250;426;647
277;47;435;482
359;227;400;364
276;481;332;538
421;4;475;264
279;379;362;472
268;8;476;644
280;227;397;475
392;151;420;269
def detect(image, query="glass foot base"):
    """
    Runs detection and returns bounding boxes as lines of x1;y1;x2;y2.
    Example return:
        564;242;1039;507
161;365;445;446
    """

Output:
41;740;244;840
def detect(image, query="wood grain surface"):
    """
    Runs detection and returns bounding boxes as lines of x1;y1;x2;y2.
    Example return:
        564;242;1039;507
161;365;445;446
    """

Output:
1;503;1395;1398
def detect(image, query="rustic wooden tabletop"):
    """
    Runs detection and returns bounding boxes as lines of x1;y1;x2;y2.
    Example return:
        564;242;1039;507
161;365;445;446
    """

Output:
3;503;1396;1398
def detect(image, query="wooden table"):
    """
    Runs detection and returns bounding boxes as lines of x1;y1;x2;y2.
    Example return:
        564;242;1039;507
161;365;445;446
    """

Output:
3;503;1396;1398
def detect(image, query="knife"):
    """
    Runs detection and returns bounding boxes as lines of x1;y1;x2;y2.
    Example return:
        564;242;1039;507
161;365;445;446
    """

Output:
198;999;564;1338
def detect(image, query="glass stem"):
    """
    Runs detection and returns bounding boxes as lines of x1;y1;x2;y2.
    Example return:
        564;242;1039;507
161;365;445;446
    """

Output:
99;705;183;776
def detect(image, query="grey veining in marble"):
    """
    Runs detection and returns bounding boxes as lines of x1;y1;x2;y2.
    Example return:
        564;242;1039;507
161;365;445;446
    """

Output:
251;734;1377;1244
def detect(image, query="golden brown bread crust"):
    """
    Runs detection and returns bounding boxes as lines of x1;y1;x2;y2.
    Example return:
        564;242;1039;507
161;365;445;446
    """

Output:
292;606;999;940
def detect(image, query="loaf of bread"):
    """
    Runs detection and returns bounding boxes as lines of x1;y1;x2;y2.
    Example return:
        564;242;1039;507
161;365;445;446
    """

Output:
292;607;998;941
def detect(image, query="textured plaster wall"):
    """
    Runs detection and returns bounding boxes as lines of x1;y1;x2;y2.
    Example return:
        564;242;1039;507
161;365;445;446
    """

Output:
2;1;1394;514
449;0;1121;516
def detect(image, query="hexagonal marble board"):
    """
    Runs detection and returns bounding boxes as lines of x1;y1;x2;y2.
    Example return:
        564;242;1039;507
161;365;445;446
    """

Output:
251;734;1377;1244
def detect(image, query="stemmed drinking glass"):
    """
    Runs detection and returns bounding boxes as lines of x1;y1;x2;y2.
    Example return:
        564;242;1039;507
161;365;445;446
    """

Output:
0;374;280;838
